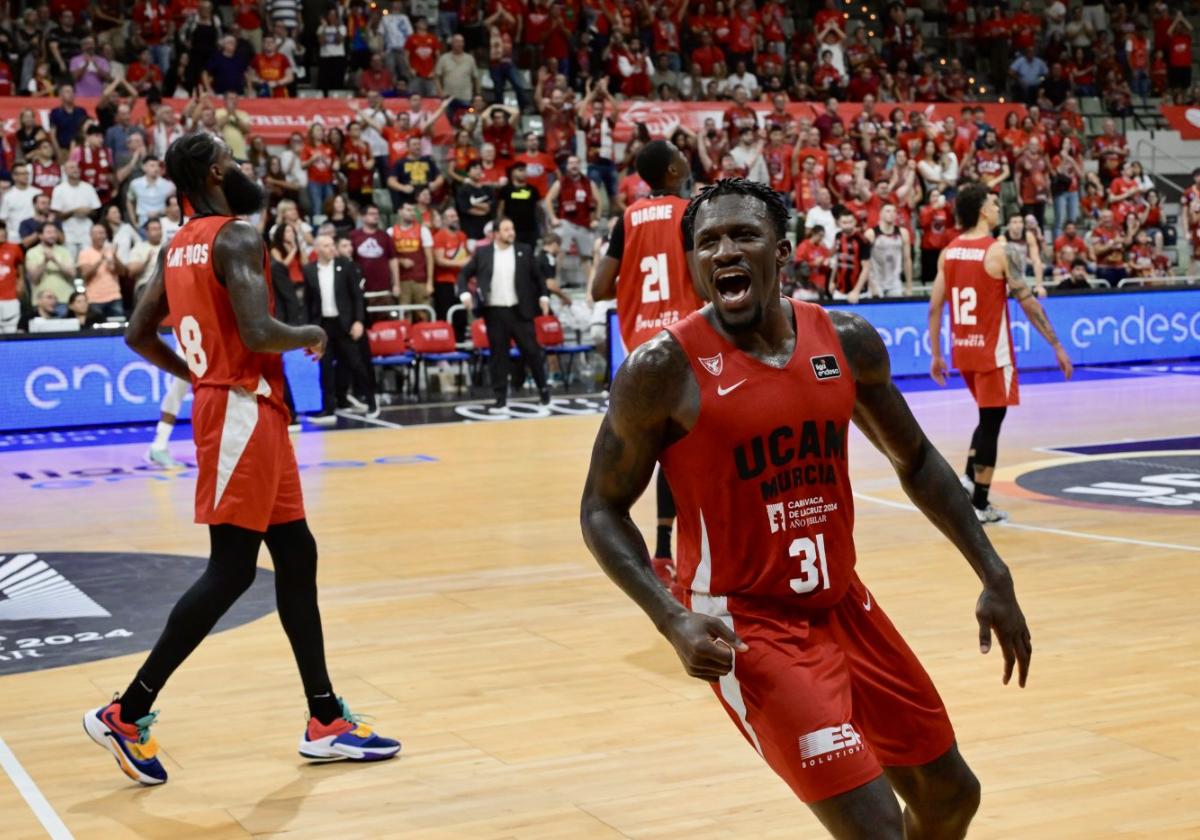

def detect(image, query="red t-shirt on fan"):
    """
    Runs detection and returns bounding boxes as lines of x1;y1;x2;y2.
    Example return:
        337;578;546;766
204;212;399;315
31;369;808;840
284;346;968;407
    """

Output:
942;234;1011;371
163;216;285;409
614;194;702;350
660;300;858;607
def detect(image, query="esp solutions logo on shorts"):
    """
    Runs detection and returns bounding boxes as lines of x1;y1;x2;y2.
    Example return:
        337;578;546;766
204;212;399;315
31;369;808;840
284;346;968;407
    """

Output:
798;723;864;769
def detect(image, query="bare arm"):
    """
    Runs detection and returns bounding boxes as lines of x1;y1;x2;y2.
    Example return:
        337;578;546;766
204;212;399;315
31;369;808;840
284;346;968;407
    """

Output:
125;249;190;381
580;334;746;681
215;219;325;355
928;250;948;383
986;240;1072;378
901;228;913;293
590;254;620;301
831;310;1031;686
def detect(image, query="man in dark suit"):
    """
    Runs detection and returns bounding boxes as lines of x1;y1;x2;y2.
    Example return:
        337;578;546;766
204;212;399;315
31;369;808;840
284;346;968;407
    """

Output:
304;234;378;422
457;217;552;410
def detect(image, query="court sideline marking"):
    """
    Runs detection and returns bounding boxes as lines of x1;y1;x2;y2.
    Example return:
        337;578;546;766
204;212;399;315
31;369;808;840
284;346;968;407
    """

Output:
853;491;1200;553
0;732;73;839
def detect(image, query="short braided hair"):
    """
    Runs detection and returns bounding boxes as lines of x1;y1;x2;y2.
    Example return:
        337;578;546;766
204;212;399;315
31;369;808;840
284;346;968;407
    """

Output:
682;178;790;245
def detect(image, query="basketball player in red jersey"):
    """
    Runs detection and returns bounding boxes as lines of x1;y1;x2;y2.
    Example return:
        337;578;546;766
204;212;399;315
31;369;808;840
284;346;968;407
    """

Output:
589;140;705;592
582;179;1032;838
82;133;399;787
929;183;1073;524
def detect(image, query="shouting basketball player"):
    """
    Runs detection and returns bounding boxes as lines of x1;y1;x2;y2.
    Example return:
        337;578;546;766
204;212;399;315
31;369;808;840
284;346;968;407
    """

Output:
588;140;704;592
83;133;399;786
581;179;1032;838
928;183;1072;524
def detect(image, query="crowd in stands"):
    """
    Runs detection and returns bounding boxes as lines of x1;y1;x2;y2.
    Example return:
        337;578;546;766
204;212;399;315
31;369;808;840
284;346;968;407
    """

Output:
0;0;1197;342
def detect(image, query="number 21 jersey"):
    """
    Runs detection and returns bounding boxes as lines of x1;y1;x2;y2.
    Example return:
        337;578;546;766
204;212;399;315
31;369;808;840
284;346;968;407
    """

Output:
615;194;704;351
163;215;286;410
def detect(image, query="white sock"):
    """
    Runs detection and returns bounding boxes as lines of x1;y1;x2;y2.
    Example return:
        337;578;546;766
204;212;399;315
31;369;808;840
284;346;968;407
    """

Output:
152;421;173;450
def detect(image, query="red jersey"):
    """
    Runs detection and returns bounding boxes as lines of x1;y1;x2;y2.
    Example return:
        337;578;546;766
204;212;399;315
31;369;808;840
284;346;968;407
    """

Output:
974;148;1006;191
762;142;793;194
556;173;595;226
0;241;22;300
483;121;516;164
942;235;1011;371
432;227;468;284
614;194;701;350
32;160;61;197
390;222;428;282
918;205;957;250
342;140;374;194
830;231;867;293
406;32;441;78
618;172;650;207
251;53;291;97
164;216;284;409
516;151;555;195
77;144;114;202
661;300;857;606
302;143;334;185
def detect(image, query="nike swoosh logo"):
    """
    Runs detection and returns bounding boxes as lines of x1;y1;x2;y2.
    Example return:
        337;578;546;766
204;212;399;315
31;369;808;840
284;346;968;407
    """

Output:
716;379;747;396
862;590;872;611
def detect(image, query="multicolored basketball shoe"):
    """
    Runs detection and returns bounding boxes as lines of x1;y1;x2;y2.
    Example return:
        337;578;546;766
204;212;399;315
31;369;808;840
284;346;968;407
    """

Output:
83;698;167;785
298;698;401;762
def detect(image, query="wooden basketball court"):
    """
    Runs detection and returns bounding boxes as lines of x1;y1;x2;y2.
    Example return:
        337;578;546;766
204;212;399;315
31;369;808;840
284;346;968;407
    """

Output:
1;367;1198;839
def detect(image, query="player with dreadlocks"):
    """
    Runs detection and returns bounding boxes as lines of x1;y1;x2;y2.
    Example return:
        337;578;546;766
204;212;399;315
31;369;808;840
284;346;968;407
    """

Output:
582;177;1033;838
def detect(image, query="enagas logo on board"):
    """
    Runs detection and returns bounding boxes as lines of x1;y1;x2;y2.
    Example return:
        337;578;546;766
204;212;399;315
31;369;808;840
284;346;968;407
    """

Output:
1014;454;1200;512
0;552;277;676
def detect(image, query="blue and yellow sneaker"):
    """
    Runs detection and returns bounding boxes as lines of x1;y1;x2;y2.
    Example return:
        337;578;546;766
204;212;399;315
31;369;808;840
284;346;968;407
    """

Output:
298;698;401;762
83;698;167;785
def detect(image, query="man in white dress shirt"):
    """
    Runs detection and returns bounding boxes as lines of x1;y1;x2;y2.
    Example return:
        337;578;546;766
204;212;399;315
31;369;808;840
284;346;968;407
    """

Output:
456;218;552;410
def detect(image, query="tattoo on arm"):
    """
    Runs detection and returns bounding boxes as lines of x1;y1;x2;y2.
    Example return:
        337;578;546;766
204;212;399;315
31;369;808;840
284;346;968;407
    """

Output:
1006;248;1061;346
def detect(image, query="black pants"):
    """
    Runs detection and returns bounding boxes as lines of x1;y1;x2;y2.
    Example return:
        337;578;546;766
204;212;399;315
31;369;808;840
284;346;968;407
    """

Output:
433;283;466;340
319;56;348;96
482;305;547;398
1020;202;1046;229
920;248;942;285
320;317;374;412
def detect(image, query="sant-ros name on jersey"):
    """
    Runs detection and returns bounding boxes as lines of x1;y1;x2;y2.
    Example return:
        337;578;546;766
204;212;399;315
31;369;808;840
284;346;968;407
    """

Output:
0;332;322;432
607;289;1200;380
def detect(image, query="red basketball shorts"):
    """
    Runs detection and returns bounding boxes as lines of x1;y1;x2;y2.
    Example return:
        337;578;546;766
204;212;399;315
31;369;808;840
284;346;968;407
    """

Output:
192;385;305;533
687;575;956;804
963;364;1020;408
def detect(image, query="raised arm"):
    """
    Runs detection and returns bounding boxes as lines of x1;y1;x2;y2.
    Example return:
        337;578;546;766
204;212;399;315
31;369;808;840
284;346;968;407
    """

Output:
580;334;746;681
215;219;326;355
830;310;1031;686
986;240;1071;378
124;249;189;381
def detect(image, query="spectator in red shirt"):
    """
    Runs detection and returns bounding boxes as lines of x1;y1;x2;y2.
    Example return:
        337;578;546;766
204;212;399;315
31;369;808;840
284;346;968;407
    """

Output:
1053;221;1089;263
481;104;519;167
1091;118;1128;187
405;16;441;97
126;47;164;96
691;30;725;80
249;35;294;98
356;52;396;97
917;189;958;283
1167;13;1194;92
515;131;556;196
792;225;832;295
133;0;173;74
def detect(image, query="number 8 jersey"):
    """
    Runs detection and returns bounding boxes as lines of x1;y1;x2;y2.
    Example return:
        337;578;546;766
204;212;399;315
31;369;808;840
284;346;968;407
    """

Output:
163;215;286;410
941;234;1012;372
613;194;704;351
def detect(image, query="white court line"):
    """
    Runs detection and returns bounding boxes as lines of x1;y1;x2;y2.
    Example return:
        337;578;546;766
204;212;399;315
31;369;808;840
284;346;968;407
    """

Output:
333;410;406;429
852;491;1200;554
0;732;73;839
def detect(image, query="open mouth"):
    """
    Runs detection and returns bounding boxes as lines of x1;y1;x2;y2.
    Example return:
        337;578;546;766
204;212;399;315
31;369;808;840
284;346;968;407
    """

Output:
714;268;752;305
